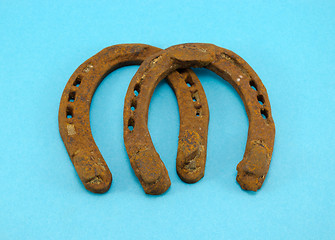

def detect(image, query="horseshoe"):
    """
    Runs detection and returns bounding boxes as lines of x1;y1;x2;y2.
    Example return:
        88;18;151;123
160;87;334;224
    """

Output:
124;43;275;192
58;44;209;194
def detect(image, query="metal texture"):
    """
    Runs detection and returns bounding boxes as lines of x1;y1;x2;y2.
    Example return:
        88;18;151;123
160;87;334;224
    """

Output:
59;44;209;194
124;43;275;192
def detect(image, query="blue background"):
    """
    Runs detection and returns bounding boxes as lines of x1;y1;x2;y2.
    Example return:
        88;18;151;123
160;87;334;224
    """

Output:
1;1;334;239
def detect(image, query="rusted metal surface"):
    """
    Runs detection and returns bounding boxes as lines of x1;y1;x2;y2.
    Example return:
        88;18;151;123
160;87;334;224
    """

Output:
59;44;209;194
124;43;275;192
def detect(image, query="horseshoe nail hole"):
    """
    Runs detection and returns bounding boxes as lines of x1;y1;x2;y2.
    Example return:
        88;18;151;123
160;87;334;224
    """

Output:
185;75;194;87
66;107;73;119
131;99;137;111
134;84;141;96
257;95;265;105
73;76;82;87
68;91;76;102
261;109;268;119
249;80;258;91
194;104;202;109
196;110;201;117
191;91;199;103
128;118;135;131
177;69;186;74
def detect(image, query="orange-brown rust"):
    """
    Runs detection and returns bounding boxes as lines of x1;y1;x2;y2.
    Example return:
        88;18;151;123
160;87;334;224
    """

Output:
124;43;275;192
59;44;209;194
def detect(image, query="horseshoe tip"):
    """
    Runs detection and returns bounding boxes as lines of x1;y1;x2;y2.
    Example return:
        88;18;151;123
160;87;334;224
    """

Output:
130;149;171;195
176;159;205;183
236;170;264;192
176;130;206;184
84;175;112;194
72;152;113;194
176;161;206;184
143;173;171;195
177;170;205;184
235;140;271;191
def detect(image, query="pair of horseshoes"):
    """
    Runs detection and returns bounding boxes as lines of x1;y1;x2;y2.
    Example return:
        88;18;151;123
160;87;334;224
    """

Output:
59;43;275;195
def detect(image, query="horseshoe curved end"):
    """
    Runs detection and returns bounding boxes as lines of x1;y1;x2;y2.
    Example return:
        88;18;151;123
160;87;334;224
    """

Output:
72;151;112;193
176;130;206;183
236;140;271;191
129;149;171;195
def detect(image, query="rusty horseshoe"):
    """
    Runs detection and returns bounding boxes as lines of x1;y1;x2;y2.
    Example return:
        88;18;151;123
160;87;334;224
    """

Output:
59;44;209;194
124;43;275;192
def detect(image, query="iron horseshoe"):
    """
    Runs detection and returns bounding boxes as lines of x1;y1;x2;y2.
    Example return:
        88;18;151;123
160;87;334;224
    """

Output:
123;43;275;192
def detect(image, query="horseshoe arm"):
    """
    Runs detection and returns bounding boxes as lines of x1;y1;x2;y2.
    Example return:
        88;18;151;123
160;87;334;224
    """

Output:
207;48;275;191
